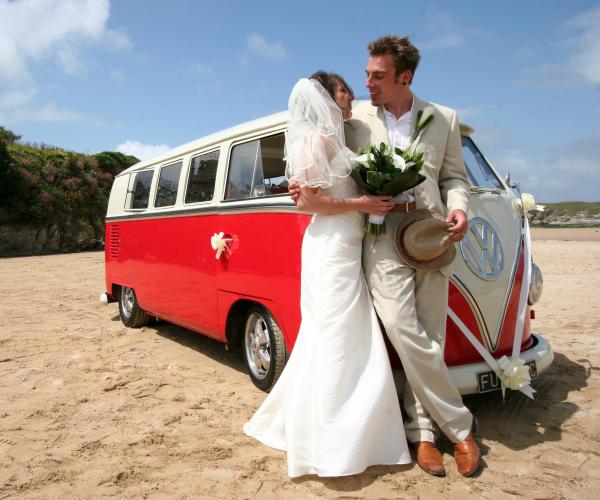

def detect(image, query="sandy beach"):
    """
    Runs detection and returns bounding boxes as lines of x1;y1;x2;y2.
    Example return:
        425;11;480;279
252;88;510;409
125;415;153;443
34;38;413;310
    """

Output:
1;228;599;499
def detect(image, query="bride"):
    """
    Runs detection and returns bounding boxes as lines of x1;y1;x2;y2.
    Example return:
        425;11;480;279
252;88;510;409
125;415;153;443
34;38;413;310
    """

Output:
243;72;411;477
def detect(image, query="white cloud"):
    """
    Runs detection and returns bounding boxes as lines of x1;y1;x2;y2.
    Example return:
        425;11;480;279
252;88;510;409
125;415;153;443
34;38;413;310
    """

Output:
0;0;132;82
565;6;600;85
245;33;287;62
456;106;486;118
476;127;600;202
7;102;110;125
188;61;222;94
116;140;171;161
517;6;600;88
517;63;589;88
0;0;131;124
419;10;465;50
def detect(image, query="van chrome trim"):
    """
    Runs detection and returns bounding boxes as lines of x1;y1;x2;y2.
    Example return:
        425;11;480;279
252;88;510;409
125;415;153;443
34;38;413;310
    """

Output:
460;217;504;280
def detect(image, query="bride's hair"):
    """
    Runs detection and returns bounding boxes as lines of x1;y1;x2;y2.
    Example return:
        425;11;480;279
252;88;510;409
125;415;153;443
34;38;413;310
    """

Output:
309;71;354;102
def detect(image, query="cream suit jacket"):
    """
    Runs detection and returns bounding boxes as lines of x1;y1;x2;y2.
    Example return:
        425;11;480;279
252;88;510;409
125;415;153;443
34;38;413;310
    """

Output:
345;97;474;442
345;96;470;218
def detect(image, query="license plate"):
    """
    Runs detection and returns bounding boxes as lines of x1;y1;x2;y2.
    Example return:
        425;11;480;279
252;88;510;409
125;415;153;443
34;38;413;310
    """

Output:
477;360;537;393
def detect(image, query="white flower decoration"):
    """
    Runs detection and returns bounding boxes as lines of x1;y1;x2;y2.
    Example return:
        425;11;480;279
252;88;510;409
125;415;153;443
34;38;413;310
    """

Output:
513;192;541;215
392;153;406;171
417;107;434;128
354;153;375;166
498;355;535;398
210;232;231;259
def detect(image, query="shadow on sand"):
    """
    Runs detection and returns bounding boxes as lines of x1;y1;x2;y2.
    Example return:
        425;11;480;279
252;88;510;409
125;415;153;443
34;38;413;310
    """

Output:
108;316;595;489
110;314;247;376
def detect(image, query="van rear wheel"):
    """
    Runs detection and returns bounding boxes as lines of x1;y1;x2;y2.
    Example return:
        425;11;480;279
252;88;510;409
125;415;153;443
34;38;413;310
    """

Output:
118;286;150;328
243;306;286;392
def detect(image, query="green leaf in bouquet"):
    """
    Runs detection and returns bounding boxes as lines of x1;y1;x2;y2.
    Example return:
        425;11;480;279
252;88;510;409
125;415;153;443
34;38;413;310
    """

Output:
366;170;384;190
350;167;378;195
381;171;426;196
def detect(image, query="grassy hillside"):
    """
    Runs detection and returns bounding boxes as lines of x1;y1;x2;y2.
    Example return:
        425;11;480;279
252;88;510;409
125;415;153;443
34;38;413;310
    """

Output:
0;125;138;227
540;201;600;217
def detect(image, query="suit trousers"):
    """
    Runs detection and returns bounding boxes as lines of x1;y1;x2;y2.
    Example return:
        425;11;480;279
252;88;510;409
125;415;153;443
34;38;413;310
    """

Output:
363;212;473;444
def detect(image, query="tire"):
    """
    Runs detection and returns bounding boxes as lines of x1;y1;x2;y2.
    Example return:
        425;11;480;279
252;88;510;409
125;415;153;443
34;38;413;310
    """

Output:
118;286;151;328
243;305;286;392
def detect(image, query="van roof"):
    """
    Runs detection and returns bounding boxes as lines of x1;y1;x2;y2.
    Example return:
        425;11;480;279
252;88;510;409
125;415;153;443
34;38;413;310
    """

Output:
119;102;473;176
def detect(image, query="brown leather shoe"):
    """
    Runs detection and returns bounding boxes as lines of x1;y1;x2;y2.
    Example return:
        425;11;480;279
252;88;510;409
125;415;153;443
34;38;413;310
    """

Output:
414;441;446;477
453;432;480;477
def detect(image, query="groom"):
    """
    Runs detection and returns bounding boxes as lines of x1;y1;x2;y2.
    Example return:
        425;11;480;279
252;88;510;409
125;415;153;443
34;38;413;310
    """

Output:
344;35;480;477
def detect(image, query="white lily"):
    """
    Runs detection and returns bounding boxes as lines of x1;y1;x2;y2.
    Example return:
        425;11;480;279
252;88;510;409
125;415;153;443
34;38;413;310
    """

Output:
417;107;434;129
210;232;231;259
354;153;375;166
392;153;406;171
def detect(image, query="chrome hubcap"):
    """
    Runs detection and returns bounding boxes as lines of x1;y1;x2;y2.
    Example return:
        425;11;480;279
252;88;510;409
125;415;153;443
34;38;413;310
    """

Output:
244;313;271;379
121;286;135;316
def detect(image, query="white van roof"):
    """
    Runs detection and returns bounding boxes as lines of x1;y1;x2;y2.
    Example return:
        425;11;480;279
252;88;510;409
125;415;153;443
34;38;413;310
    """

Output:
118;102;474;176
118;110;289;177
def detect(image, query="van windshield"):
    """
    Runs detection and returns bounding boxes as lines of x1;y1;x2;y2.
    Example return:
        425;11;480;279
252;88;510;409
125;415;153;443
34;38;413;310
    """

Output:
461;137;505;191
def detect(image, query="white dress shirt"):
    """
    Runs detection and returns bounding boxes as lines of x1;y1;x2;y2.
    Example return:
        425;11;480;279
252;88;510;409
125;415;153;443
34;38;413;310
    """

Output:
383;97;415;203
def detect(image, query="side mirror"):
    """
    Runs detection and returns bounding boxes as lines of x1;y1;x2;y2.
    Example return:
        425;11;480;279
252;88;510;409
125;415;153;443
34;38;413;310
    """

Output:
504;173;518;189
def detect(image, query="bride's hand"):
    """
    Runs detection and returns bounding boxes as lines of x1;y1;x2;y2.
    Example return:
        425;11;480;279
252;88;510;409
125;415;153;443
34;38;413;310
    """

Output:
359;195;395;216
288;181;301;204
296;187;322;211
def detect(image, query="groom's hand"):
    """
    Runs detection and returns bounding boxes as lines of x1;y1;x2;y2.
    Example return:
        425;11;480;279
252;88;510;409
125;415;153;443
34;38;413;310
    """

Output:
446;209;468;242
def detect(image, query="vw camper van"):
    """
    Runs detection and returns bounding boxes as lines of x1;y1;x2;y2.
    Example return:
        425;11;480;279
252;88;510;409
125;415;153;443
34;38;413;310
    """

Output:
102;105;553;395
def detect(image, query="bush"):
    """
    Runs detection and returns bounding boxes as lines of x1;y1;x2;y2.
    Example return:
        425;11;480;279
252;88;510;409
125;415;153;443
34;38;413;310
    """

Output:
0;125;139;226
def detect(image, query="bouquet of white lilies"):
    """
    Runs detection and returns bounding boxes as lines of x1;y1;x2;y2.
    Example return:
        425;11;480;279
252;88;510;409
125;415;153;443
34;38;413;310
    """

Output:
351;143;426;235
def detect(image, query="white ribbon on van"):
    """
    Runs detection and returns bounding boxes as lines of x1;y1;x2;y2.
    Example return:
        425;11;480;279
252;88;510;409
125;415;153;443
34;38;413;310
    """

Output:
448;216;535;399
211;232;232;259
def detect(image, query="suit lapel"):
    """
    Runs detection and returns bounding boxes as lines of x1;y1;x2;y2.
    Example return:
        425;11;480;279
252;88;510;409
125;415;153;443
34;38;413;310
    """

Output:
366;105;390;145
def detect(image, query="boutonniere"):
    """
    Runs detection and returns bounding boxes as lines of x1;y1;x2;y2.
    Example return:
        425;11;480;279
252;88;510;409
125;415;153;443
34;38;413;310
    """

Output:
412;107;434;142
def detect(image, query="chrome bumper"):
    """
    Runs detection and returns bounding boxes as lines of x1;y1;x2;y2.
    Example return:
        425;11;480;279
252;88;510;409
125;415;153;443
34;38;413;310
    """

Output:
449;333;554;396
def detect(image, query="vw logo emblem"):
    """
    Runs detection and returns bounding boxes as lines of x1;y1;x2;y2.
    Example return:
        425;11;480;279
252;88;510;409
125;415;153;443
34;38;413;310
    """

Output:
460;217;504;280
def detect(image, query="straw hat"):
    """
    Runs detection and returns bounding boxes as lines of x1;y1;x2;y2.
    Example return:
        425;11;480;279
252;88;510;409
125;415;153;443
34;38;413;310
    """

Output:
394;209;457;271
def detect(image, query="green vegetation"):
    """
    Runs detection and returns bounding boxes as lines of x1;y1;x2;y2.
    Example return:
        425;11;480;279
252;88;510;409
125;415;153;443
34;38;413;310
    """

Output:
0;125;138;228
539;201;600;217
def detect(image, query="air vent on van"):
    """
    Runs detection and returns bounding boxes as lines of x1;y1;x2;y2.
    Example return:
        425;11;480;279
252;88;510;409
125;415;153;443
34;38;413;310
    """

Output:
108;224;120;260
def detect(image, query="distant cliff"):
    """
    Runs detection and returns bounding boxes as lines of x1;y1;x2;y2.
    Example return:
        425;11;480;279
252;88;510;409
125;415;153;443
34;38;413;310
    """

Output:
0;125;138;256
530;202;600;227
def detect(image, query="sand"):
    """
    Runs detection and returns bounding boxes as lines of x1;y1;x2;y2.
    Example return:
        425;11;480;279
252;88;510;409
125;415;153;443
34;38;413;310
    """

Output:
1;228;599;499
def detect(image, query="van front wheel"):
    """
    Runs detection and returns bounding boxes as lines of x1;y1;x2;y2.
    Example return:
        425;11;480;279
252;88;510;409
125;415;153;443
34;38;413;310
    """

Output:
118;286;150;328
243;306;286;392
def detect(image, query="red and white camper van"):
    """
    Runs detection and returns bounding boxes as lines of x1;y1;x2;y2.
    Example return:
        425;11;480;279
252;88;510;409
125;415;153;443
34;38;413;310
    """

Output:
102;106;553;394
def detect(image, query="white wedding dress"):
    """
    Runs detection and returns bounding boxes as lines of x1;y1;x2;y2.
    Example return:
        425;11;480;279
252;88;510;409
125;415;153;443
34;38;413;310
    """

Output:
243;175;411;477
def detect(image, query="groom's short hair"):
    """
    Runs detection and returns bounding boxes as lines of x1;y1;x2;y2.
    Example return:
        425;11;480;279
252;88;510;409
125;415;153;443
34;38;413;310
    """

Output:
368;35;420;83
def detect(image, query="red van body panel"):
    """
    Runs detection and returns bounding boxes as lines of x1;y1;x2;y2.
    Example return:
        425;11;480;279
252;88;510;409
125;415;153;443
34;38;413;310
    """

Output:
445;246;532;366
106;210;311;344
106;212;533;368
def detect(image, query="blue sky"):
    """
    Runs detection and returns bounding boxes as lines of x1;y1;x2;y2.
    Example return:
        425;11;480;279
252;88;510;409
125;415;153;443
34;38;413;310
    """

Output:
0;0;599;202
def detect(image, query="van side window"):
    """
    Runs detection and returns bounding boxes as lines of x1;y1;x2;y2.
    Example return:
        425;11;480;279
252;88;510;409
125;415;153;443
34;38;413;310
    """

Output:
155;161;183;207
225;133;288;200
185;150;219;203
461;137;504;190
126;170;154;209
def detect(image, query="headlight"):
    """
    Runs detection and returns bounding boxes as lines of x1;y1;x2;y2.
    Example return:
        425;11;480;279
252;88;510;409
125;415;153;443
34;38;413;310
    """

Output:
528;262;543;304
